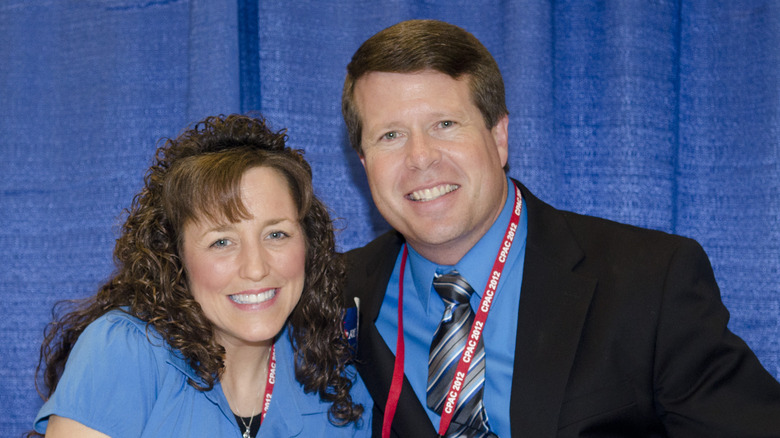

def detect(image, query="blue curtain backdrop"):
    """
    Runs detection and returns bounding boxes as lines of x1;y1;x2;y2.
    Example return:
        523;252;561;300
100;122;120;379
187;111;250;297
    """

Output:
2;1;778;435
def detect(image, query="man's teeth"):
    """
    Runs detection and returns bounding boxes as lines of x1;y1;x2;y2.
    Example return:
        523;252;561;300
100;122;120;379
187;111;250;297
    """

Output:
408;184;459;202
230;289;276;304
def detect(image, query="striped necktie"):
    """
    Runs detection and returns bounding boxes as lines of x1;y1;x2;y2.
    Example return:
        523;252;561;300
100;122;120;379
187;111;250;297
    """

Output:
427;271;494;437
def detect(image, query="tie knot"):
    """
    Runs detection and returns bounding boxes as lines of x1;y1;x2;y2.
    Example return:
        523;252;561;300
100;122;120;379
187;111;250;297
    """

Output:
433;270;475;305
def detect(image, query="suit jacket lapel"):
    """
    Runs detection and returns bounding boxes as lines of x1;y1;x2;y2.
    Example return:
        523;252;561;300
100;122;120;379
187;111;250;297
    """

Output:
349;231;438;437
510;182;597;437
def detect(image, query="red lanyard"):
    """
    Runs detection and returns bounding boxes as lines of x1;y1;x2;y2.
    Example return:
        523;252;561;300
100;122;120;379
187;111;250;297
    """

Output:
382;183;522;437
381;249;408;438
261;344;276;422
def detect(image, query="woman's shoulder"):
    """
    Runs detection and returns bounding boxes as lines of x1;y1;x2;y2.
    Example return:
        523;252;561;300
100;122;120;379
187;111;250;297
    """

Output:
86;308;153;333
78;309;164;352
68;308;187;381
33;310;178;436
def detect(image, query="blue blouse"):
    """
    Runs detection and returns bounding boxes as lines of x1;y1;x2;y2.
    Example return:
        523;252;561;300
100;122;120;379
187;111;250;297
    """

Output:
34;310;372;437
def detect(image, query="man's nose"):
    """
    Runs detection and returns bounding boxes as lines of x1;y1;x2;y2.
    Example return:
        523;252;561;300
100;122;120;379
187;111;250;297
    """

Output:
405;133;441;170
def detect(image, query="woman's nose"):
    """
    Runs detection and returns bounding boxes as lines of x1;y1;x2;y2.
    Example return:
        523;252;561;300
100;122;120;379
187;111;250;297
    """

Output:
238;244;269;281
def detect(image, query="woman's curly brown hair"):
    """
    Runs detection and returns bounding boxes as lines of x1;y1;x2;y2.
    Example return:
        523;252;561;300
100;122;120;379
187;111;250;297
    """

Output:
33;114;363;427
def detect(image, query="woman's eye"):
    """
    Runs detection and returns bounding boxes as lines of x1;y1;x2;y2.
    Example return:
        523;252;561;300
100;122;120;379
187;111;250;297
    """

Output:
440;120;454;128
268;231;289;240
382;131;397;140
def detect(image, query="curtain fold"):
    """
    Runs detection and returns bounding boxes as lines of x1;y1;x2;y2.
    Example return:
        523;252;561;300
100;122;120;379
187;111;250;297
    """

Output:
677;1;780;365
2;1;778;435
186;0;241;121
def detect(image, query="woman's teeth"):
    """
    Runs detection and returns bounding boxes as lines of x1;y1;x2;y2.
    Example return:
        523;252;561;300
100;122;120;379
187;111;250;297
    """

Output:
230;289;276;304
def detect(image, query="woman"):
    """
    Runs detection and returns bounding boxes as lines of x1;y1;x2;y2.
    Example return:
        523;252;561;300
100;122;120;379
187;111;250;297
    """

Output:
31;114;370;437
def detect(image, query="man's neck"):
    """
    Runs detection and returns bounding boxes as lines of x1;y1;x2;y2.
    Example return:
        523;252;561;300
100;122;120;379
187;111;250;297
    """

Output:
409;235;483;266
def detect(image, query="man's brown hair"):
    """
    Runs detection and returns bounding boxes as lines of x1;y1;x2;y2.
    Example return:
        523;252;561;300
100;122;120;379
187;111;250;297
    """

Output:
342;19;508;154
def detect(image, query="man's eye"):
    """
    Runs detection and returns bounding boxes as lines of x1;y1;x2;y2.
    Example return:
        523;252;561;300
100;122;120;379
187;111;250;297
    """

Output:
211;239;230;248
382;131;397;140
440;120;454;128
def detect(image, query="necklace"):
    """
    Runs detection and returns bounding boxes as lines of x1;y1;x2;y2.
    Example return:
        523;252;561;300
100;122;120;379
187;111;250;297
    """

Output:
224;346;276;438
232;370;263;438
239;414;255;438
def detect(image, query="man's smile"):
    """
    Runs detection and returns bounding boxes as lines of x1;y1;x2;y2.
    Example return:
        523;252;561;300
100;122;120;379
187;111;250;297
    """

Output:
407;184;459;202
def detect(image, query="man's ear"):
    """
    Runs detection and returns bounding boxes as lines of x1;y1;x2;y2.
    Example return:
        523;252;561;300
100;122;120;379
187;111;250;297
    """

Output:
492;114;509;167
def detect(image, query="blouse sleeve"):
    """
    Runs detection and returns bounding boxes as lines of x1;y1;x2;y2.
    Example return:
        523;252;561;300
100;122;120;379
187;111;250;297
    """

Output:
34;311;164;437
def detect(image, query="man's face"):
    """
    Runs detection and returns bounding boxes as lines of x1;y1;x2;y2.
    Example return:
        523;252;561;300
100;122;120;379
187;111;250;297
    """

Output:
354;70;509;265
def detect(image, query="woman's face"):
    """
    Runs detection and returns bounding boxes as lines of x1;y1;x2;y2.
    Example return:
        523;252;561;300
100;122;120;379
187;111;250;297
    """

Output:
181;166;306;349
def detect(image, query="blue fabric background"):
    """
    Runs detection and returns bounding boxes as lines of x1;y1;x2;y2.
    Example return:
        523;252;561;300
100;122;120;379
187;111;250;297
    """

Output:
2;1;778;435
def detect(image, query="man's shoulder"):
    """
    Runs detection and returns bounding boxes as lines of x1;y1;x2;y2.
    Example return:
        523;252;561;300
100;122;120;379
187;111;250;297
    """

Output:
519;181;701;264
558;208;694;250
345;229;404;266
543;205;709;278
342;230;404;304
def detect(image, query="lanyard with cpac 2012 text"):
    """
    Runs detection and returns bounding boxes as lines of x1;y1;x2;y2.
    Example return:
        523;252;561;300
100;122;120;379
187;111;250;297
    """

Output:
260;344;276;422
382;182;522;438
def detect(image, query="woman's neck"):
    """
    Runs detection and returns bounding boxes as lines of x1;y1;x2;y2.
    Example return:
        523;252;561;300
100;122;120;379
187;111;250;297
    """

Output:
221;342;273;418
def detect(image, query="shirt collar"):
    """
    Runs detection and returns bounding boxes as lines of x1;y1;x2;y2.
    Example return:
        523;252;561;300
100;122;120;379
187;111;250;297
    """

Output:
408;176;522;311
175;329;328;431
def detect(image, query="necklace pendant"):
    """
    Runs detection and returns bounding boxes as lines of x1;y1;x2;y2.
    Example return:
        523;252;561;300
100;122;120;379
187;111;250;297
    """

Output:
242;429;251;438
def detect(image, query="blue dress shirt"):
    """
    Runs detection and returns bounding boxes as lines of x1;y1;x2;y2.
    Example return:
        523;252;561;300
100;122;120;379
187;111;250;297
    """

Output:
34;310;372;437
375;177;528;437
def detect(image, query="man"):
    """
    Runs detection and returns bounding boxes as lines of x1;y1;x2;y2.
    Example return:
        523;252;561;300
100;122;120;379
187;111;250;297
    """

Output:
341;19;780;437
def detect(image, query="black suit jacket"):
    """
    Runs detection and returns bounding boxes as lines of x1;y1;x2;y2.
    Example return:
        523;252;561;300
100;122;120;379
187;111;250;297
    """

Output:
345;181;780;437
